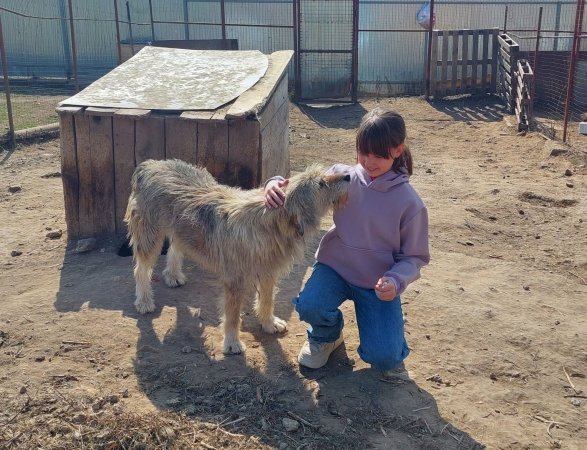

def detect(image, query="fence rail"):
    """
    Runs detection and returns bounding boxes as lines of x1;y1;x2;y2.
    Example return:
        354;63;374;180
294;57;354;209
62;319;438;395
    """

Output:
1;0;587;146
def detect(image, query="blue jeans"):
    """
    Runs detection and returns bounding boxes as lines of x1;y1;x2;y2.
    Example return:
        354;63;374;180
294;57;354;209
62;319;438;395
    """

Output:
293;262;409;371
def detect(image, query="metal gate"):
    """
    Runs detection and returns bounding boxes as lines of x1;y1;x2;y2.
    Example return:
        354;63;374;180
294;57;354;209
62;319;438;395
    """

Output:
294;0;358;102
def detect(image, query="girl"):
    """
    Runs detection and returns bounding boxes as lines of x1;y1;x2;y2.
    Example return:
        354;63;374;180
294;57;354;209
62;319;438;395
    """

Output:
265;107;430;376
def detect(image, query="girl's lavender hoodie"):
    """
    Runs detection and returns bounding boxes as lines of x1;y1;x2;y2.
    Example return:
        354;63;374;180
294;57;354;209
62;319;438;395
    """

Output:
316;163;430;295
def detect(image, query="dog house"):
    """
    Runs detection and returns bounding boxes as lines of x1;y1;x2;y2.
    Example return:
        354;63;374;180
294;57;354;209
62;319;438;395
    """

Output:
57;47;293;242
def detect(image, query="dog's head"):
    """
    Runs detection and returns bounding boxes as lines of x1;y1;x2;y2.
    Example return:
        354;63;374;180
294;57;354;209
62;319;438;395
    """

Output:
283;165;351;237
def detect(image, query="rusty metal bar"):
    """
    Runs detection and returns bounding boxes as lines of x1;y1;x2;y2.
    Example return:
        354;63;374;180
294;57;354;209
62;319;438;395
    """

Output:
0;15;15;147
113;0;122;65
425;0;436;98
220;0;226;41
183;0;189;39
531;7;543;120
294;0;301;101
503;6;508;33
563;0;585;142
125;1;135;56
67;0;79;92
148;0;155;41
352;0;359;103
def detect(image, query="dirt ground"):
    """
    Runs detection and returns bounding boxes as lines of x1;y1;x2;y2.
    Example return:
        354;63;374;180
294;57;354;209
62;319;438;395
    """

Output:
1;96;586;450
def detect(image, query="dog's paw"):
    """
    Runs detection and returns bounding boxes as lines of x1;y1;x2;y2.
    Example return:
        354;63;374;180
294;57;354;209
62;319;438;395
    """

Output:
162;269;186;288
261;316;288;334
135;298;155;314
223;337;246;355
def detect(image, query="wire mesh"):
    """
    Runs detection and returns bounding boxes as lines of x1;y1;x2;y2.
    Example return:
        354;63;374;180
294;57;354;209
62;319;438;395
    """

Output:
0;0;586;146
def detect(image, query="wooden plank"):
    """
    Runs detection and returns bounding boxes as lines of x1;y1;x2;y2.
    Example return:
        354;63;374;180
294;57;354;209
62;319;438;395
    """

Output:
260;99;289;182
499;47;511;66
85;107;118;116
226;50;294;118
135;115;165;164
180;110;214;121
440;31;449;97
58;111;80;239
481;30;490;93
498;33;519;54
114;108;151;119
165;117;198;164
73;113;93;238
228;118;261;188
56;106;83;115
258;75;289;129
471;30;479;95
113;115;136;235
501;57;512;76
461;30;469;91
89;114;116;235
197;119;229;183
430;31;439;97
451;31;459;95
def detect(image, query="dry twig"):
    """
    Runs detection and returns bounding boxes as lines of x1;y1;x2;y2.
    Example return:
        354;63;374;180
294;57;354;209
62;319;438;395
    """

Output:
287;410;320;429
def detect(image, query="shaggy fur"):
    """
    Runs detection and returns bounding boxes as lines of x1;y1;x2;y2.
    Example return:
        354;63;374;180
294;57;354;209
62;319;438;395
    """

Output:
125;159;351;354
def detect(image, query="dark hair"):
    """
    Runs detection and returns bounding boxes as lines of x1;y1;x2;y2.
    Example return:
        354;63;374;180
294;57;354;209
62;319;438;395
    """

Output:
355;108;413;175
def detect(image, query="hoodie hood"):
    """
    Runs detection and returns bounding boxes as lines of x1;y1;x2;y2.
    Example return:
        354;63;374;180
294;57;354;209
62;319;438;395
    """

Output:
354;164;409;192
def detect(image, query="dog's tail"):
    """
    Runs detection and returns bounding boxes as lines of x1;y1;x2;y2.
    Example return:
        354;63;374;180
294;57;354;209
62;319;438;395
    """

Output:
124;191;162;262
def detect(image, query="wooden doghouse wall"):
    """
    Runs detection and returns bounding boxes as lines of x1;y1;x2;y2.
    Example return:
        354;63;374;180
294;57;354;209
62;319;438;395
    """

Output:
57;79;289;241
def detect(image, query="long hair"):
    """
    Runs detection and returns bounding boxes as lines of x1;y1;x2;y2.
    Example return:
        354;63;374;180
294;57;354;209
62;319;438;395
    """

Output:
356;108;413;175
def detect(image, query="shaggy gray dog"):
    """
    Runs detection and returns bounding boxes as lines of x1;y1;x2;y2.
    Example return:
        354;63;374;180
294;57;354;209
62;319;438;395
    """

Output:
125;159;350;354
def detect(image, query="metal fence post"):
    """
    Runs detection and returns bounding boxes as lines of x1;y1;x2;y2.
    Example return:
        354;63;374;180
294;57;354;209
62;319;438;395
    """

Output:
126;1;135;56
531;7;543;123
114;0;122;64
563;0;585;142
425;0;436;99
67;0;79;92
148;0;155;41
0;15;15;147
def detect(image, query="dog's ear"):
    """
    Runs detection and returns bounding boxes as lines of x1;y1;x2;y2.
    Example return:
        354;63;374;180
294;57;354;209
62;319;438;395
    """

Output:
289;215;304;237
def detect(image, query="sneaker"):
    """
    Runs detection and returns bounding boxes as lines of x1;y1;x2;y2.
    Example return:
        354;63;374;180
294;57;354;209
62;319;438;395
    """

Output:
379;362;411;380
298;335;344;369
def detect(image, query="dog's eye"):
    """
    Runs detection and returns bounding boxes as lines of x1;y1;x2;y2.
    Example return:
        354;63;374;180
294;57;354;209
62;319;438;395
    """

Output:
318;180;326;188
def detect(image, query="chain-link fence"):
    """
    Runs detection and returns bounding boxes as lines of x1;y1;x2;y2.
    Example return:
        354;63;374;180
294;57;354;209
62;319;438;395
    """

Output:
1;0;586;147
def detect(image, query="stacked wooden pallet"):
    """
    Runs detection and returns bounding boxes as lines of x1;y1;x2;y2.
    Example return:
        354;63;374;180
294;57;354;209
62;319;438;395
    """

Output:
497;33;519;114
515;59;534;131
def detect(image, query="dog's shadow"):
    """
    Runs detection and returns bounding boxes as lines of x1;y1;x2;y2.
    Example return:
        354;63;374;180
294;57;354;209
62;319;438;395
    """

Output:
54;235;483;449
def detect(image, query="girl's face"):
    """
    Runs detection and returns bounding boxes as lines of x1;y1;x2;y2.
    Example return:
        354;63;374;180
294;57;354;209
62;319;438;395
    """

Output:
358;144;404;178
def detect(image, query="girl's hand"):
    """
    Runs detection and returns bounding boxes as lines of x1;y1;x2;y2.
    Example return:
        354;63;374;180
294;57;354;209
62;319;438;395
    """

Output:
375;277;397;301
265;178;289;208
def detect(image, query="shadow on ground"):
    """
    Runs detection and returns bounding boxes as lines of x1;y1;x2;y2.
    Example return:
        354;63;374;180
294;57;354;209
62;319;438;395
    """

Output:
429;94;508;122
53;239;483;449
296;102;368;129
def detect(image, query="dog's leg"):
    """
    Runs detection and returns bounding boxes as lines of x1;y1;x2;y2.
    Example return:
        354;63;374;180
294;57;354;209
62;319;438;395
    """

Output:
222;281;246;354
256;277;287;334
162;240;186;288
133;248;160;314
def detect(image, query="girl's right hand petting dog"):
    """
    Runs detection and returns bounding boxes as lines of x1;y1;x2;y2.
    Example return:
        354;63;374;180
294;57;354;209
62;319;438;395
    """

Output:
265;178;289;209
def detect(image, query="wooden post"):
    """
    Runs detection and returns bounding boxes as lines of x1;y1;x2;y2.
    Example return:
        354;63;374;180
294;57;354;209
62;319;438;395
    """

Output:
57;106;83;239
